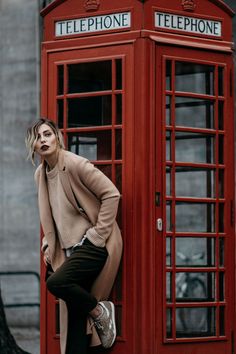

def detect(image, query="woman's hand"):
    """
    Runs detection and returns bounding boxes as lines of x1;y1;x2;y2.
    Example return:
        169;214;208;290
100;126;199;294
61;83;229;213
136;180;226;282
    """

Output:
43;247;51;265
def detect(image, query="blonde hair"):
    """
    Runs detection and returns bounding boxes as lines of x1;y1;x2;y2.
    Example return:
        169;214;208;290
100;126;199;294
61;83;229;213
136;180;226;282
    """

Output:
25;118;65;165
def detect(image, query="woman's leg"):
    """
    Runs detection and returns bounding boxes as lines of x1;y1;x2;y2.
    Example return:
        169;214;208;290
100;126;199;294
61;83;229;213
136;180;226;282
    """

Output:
46;240;108;354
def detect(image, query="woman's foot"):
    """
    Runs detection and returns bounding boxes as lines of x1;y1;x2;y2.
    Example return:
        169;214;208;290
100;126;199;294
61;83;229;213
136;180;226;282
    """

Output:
93;301;116;348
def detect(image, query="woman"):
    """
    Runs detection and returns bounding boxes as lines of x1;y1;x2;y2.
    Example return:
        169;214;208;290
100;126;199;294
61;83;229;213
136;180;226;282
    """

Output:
25;118;123;354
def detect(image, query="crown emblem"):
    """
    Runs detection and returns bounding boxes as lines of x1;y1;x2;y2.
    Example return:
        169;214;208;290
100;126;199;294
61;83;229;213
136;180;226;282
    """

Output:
84;0;100;11
182;0;196;12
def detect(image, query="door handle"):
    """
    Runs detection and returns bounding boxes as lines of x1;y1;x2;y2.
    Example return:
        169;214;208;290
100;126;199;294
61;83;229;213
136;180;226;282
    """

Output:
156;218;163;231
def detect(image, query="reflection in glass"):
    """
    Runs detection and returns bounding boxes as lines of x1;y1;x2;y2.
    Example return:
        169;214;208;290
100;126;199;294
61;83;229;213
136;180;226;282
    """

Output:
166;308;172;338
175;132;215;164
219;272;225;301
116;94;122;124
218;67;224;97
176;307;216;337
116;59;122;90
166;273;172;302
166;167;171;196
166;131;171;161
166;237;171;266
176;238;215;267
175;62;214;95
68;131;112;160
175;97;214;129
176;272;214;302
166;60;172;91
67;96;111;128
219;307;225;336
218;101;224;130
57;99;64;129
166;201;172;231
176;203;215;232
175;167;215;198
68;61;112;93
219;238;224;267
166;96;171;125
57;65;64;95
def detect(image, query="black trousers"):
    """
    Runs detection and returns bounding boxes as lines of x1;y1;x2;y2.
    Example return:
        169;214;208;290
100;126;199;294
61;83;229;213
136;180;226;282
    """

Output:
46;239;108;354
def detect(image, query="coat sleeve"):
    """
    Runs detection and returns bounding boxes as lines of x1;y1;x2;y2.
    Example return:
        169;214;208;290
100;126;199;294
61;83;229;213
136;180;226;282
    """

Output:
77;158;120;247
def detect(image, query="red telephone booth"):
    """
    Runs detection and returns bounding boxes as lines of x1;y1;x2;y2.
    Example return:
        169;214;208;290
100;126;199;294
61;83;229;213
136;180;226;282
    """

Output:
40;0;235;353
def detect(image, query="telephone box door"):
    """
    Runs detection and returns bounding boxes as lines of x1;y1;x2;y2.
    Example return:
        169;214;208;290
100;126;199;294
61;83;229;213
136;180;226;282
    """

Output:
41;43;134;354
155;45;235;354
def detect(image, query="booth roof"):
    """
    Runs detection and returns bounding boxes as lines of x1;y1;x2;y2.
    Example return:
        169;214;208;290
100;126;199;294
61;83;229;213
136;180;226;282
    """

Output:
40;0;235;17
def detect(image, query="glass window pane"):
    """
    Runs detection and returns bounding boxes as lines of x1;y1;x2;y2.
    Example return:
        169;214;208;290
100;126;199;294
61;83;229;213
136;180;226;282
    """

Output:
166;131;171;161
175;167;215;198
166;60;172;91
219;307;225;336
219;203;224;232
176;272;215;301
219;237;224;267
219;169;224;198
166;167;171;196
68;61;112;93
175;62;214;95
115;164;122;193
175;97;214;129
166;237;171;266
219;272;225;301
176;203;215;232
175;132;215;164
68;131;111;160
218;67;224;97
116;94;122;124
97;165;112;179
176;237;215;267
166;308;172;338
166;272;172;302
166;201;172;232
115;129;122;160
67;96;111;128
57;99;64;129
176;307;216;337
166;96;171;125
116;59;122;90
57;65;64;95
115;305;122;337
218;101;224;130
219;135;224;164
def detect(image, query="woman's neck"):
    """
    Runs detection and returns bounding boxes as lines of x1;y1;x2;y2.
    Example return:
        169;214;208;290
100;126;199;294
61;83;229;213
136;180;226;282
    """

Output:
45;149;59;171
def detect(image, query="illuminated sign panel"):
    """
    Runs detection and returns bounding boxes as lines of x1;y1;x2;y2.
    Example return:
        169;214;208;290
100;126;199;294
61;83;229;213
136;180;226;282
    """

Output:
155;12;222;37
55;12;131;37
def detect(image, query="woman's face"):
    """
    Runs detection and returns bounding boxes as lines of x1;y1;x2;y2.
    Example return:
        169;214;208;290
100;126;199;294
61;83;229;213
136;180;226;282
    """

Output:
34;123;58;158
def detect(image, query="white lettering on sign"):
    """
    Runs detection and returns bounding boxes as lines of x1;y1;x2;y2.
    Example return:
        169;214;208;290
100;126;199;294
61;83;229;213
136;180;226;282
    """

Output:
155;12;222;37
55;12;131;37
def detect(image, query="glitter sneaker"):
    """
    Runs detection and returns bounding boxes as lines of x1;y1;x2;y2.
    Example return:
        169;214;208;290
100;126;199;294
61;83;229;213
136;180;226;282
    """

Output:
94;301;116;348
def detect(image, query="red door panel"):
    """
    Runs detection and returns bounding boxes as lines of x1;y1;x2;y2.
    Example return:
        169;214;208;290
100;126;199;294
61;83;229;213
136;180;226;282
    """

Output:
155;45;235;354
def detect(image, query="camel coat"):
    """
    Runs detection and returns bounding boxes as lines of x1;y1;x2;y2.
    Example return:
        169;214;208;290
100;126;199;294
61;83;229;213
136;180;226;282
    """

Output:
34;149;123;354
